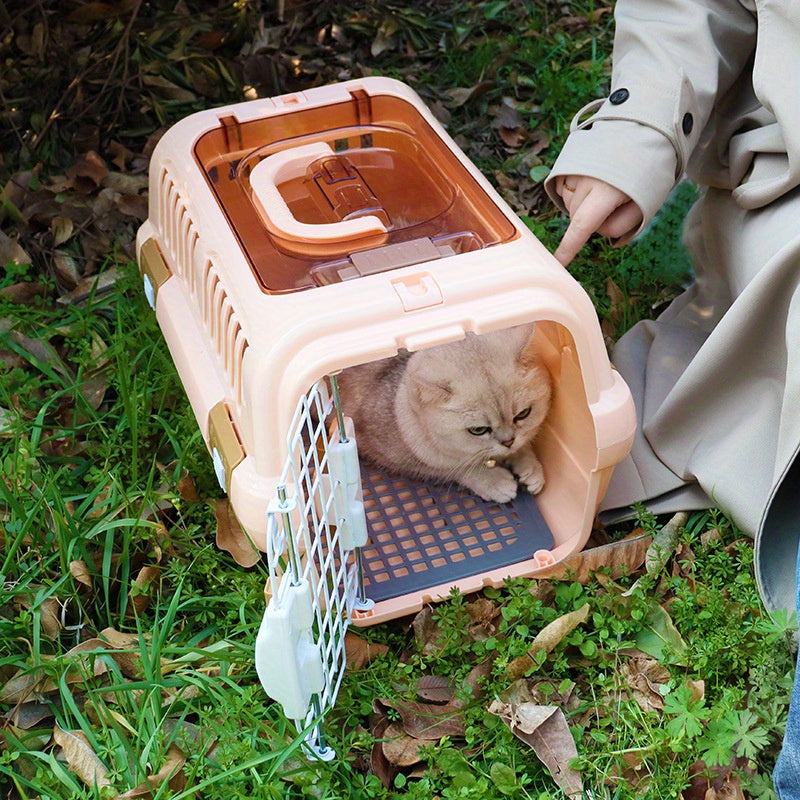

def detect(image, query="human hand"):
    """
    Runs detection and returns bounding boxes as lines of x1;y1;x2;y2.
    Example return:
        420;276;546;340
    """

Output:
552;175;643;266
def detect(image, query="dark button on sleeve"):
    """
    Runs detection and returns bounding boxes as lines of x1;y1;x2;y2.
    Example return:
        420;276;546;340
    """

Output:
609;88;630;105
682;112;694;135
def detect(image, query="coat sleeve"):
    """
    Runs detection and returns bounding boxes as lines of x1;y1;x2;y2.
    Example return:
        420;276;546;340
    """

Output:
545;0;757;240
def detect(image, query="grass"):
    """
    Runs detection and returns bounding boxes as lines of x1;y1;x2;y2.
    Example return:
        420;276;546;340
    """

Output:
0;1;793;798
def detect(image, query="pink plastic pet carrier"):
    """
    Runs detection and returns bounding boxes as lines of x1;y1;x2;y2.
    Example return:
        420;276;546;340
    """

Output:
137;77;636;757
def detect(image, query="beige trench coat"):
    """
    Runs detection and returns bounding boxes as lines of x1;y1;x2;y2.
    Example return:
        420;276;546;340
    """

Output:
545;0;800;614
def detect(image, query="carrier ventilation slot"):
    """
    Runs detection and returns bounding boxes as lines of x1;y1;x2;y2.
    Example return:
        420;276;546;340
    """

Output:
158;169;250;410
200;257;249;410
158;170;200;283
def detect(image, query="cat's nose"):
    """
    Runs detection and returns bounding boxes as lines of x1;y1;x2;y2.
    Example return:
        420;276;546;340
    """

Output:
502;438;514;448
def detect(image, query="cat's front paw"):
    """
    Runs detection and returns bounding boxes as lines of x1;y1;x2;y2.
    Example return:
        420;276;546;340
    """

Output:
460;467;519;504
509;448;545;495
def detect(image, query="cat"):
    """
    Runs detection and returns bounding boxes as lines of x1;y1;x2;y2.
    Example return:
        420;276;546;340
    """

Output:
336;324;551;503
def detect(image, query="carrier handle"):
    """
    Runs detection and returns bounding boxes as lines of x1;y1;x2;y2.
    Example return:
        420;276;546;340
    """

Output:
249;142;388;244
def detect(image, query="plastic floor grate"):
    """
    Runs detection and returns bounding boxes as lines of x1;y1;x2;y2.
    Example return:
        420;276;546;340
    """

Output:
359;466;554;603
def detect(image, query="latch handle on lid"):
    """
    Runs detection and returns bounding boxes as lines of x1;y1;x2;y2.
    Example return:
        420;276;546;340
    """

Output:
249;142;388;246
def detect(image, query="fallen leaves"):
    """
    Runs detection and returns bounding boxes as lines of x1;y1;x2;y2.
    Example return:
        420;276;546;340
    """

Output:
215;498;260;567
53;724;113;789
345;632;390;671
488;699;583;798
367;660;492;780
2;627;233;795
622;657;671;713
506;603;591;680
541;530;652;584
2;152;148;298
117;746;188;798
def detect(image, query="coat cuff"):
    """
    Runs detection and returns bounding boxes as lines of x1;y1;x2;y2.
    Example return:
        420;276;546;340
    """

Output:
544;118;680;241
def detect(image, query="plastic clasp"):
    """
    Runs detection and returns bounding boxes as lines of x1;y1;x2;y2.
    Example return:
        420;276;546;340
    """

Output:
391;273;443;311
327;421;369;550
255;579;324;723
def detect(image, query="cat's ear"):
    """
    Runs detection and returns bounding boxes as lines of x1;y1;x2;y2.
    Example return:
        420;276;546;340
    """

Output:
411;373;453;404
511;323;539;365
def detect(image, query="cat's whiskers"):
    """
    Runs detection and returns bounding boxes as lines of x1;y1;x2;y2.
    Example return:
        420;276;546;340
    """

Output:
447;451;501;483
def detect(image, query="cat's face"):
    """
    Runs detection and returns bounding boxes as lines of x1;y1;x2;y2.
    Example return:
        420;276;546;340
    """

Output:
403;325;551;467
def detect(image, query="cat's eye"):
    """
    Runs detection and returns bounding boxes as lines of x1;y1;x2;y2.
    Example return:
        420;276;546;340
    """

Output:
468;425;492;436
514;406;532;422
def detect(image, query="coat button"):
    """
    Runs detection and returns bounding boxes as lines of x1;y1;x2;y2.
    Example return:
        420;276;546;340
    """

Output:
682;112;694;135
609;88;629;105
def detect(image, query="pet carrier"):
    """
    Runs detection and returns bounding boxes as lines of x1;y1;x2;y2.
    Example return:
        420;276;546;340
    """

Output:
136;77;636;757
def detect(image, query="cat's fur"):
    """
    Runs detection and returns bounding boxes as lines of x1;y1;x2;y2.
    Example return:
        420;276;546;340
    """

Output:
336;324;551;503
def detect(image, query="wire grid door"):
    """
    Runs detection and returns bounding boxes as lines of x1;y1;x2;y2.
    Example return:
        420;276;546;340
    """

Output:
255;377;370;760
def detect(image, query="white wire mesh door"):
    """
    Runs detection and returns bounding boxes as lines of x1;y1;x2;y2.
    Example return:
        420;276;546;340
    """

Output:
255;376;371;759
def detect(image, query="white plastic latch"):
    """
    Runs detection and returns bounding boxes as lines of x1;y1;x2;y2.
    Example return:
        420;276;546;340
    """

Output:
255;578;324;723
327;418;368;550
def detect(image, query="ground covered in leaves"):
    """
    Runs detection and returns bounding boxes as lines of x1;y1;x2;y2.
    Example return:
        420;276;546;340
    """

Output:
0;1;794;799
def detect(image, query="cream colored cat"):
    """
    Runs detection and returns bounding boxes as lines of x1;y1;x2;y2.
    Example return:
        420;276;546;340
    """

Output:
336;324;551;503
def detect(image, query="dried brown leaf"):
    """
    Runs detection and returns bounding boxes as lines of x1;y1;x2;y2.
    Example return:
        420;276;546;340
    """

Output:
53;724;112;789
466;597;500;639
528;130;551;156
0;663;54;704
505;678;580;712
0;230;32;266
13;590;62;640
606;750;651;793
106;140;134;170
4;701;54;730
540;533;652;584
40;597;62;640
381;723;427;767
682;757;750;800
129;565;161;616
53;250;81;288
142;74;197;103
499;126;528;149
80;372;108;411
488;701;583;798
51;216;74;246
345;632;389;671
113;191;148;221
370;27;396;57
411;605;446;656
370;710;398;788
66;0;138;22
444;81;493;109
506;603;591;680
645;511;688;573
0;282;49;304
379;697;466;740
687;678;705;705
621;657;671;712
416;675;454;704
56;269;118;305
117;745;187;798
498;677;537;707
65;151;109;193
177;472;201;502
215;499;260;567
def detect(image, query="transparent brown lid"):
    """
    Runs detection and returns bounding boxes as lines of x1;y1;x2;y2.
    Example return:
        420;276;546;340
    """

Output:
193;89;518;293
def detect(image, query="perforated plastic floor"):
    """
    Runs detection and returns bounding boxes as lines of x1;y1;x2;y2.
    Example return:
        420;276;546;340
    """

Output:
359;467;554;603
